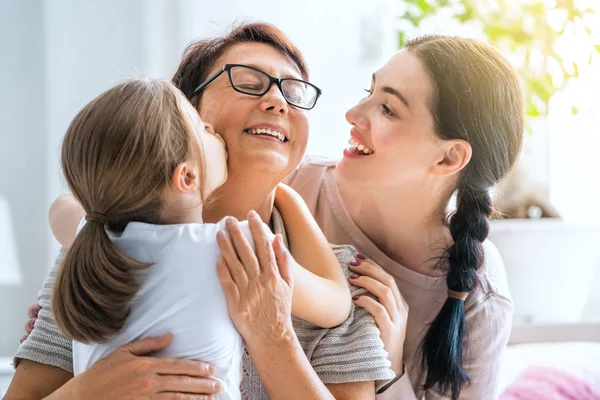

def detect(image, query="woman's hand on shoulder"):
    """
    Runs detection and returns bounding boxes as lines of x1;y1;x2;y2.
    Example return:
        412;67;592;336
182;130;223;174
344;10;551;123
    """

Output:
216;211;296;345
348;255;409;376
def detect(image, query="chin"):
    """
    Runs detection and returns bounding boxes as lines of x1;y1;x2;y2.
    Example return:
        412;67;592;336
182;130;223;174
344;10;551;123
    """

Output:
241;150;295;177
336;157;367;184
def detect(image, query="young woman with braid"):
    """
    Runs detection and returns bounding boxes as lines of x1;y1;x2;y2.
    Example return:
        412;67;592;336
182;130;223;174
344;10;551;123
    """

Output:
285;35;523;399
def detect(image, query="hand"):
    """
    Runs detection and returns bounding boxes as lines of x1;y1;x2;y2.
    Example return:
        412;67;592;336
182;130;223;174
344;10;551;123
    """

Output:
54;333;220;399
348;255;408;376
216;211;295;346
21;304;40;343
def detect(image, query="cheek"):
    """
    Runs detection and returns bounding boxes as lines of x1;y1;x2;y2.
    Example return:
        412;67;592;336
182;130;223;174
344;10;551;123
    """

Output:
373;124;434;171
293;113;310;151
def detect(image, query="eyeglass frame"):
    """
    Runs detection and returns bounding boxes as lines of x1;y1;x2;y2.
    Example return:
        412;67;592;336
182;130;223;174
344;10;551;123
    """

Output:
192;63;322;110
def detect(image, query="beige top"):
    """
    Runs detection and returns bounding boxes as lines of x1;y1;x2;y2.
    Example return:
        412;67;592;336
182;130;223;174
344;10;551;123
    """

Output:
286;157;514;400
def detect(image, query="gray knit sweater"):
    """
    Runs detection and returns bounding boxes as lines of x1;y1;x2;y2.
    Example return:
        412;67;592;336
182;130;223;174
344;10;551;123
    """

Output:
14;209;394;398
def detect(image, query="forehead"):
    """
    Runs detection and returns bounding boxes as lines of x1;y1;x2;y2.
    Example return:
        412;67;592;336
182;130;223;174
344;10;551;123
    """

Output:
375;49;433;107
215;42;302;79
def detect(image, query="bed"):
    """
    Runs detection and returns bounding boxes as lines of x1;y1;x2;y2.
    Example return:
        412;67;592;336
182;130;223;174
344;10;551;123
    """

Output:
499;324;600;399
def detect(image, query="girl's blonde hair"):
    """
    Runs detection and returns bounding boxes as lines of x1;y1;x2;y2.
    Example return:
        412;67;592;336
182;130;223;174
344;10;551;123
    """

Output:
52;78;205;343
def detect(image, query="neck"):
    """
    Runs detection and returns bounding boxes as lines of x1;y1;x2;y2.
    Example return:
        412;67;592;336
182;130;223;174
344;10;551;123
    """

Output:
337;175;451;275
203;170;278;224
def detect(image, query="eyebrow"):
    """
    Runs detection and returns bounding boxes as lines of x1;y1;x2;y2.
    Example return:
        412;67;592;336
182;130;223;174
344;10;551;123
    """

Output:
372;73;410;109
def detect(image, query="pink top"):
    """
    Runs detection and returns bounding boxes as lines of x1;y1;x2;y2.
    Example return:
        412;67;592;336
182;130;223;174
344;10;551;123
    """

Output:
286;157;514;400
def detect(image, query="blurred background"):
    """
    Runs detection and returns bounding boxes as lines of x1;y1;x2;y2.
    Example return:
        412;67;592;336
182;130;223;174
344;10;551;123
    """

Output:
1;0;599;395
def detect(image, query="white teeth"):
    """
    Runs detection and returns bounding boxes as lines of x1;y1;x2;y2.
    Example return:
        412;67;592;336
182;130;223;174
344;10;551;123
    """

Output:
245;128;286;142
347;137;374;155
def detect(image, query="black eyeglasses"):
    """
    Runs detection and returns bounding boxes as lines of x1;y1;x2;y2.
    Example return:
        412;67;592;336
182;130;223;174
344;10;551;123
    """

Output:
192;64;322;110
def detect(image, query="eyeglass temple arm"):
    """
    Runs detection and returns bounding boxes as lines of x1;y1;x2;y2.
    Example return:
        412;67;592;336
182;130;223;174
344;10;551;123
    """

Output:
192;67;225;96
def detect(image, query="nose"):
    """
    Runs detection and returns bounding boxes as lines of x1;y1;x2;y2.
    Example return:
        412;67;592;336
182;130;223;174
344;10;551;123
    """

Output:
345;101;369;131
259;83;289;115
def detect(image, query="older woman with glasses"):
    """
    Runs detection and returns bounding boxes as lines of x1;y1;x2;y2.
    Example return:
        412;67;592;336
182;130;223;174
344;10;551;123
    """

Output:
7;23;394;400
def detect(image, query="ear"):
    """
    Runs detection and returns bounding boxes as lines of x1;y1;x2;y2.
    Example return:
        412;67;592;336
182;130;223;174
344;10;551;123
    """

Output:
171;162;199;194
431;139;472;177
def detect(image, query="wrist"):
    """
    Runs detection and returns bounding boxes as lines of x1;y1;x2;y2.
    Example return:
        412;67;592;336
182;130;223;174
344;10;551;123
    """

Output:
392;351;405;377
245;323;298;355
44;382;77;400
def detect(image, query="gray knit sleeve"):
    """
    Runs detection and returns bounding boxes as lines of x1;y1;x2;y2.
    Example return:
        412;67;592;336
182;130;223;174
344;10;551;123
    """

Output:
293;245;396;384
13;247;74;373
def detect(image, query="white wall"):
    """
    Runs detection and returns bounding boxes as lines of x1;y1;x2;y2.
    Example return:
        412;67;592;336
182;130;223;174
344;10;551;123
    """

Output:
0;0;48;357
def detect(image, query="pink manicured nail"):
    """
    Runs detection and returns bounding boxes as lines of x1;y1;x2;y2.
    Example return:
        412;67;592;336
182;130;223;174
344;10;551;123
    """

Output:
352;296;359;301
29;320;35;329
349;261;361;267
349;274;360;279
356;254;367;260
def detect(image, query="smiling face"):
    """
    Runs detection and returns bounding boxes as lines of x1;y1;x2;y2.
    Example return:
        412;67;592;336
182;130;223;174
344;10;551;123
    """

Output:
197;42;310;181
337;49;446;190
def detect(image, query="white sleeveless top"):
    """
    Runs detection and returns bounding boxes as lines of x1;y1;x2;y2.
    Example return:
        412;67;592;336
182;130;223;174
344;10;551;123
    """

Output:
73;218;272;400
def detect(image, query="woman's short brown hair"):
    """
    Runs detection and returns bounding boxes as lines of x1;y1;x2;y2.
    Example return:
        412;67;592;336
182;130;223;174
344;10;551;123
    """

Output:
172;22;308;107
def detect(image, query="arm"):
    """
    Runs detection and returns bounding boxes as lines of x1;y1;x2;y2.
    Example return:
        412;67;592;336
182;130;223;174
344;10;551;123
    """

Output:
217;215;394;399
48;193;84;247
4;360;72;400
275;184;351;328
244;328;375;400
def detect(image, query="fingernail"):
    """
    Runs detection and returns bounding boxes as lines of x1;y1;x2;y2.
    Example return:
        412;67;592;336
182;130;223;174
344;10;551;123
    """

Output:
352;296;359;301
29;320;35;329
349;261;361;267
349;274;360;279
206;364;215;374
32;307;39;316
356;254;367;260
213;381;222;391
249;210;259;218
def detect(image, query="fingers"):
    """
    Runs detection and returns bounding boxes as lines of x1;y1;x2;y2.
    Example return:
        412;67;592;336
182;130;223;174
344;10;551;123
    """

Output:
217;230;248;288
157;376;221;395
155;358;215;377
273;234;292;286
224;217;260;279
353;295;393;329
27;304;40;319
20;335;28;343
24;318;35;335
121;333;173;356
247;211;276;274
216;258;240;304
349;257;404;310
349;274;399;322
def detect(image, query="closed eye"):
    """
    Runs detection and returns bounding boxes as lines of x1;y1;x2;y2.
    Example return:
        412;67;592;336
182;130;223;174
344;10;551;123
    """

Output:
382;104;395;117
